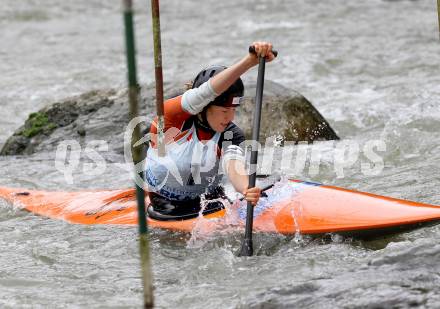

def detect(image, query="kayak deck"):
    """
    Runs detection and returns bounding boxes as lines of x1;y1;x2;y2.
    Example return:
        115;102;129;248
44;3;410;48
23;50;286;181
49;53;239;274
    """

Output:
0;181;439;236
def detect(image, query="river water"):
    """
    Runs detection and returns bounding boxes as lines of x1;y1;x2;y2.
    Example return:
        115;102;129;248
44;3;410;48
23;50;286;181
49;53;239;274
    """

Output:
1;0;440;308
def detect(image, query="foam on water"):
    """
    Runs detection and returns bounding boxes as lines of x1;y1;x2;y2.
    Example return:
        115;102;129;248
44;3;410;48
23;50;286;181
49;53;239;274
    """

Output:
187;178;313;248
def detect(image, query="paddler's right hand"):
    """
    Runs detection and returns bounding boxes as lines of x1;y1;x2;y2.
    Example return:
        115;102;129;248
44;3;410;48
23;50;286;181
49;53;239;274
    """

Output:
243;186;262;206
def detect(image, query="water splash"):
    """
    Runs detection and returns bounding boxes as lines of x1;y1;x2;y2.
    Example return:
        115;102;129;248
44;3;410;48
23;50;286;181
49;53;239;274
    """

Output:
291;200;303;243
270;176;306;242
186;193;210;248
186;194;235;249
187;177;310;248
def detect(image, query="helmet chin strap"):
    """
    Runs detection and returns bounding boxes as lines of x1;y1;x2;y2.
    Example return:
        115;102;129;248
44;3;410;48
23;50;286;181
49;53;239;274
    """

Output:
195;108;216;134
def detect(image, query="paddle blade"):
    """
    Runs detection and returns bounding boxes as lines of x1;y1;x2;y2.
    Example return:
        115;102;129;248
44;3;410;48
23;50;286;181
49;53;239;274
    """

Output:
238;238;253;257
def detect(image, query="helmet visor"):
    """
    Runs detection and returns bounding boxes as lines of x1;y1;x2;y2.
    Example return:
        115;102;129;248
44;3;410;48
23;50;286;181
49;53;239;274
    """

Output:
213;96;243;107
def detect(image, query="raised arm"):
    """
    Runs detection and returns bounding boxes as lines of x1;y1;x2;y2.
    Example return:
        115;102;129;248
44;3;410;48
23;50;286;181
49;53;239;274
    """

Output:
181;42;276;115
210;42;275;95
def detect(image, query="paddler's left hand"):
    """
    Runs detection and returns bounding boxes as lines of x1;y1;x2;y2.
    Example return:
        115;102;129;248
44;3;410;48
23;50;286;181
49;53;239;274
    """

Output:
243;186;262;206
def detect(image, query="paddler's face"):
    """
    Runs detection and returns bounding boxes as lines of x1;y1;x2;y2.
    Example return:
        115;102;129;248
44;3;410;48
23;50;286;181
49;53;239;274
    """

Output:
206;105;236;132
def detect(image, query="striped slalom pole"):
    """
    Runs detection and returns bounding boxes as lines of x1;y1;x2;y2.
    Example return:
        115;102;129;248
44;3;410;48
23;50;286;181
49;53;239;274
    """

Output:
438;0;440;39
150;0;166;157
122;1;154;308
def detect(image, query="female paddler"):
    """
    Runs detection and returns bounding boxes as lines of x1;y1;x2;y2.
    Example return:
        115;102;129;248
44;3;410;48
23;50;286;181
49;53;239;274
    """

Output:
145;42;276;218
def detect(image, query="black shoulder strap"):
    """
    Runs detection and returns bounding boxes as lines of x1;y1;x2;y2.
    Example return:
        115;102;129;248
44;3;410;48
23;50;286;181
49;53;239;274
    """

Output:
181;116;195;132
218;122;245;148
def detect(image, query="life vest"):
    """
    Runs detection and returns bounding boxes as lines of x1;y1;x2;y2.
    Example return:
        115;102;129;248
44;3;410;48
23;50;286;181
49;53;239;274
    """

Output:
145;95;244;201
145;122;222;201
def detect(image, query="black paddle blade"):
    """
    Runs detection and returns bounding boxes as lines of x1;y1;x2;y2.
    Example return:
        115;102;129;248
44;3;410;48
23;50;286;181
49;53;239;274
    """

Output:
237;238;253;257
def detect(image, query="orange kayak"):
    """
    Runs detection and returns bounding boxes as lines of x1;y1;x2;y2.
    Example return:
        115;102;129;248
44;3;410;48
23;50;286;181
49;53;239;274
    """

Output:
1;180;439;236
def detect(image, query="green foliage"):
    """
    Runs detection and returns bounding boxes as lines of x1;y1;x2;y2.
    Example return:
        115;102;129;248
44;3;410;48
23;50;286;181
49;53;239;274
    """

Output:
21;112;57;138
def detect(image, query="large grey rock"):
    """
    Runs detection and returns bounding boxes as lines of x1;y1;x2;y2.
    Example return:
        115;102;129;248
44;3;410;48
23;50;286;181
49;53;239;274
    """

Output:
1;89;117;155
237;80;339;143
1;80;338;156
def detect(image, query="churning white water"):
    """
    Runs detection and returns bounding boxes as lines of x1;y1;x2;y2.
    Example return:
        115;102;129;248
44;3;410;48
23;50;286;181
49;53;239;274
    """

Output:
1;0;440;307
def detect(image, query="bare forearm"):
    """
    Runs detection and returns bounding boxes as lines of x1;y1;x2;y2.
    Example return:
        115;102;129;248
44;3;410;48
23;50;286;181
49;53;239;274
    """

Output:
202;41;275;102
226;159;249;194
210;55;256;95
226;159;262;205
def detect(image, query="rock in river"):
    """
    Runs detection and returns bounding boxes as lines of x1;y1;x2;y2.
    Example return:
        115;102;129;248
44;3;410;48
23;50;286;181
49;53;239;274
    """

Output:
0;81;339;156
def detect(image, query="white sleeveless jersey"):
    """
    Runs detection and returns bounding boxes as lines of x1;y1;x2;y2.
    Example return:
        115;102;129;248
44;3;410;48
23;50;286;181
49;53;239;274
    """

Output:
145;124;223;201
145;79;245;201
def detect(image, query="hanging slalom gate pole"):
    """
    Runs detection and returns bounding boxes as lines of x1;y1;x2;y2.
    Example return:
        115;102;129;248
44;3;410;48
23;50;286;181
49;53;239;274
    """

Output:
150;0;166;157
122;1;154;308
437;0;440;39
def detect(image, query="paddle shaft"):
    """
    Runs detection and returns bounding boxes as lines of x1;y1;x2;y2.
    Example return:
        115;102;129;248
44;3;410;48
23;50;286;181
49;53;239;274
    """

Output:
238;55;266;257
122;1;154;307
151;0;166;157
